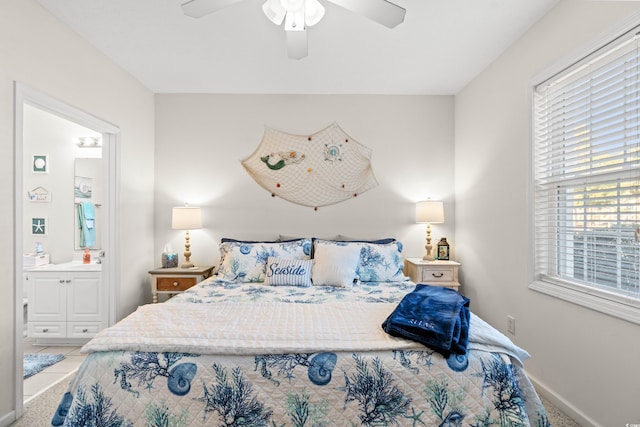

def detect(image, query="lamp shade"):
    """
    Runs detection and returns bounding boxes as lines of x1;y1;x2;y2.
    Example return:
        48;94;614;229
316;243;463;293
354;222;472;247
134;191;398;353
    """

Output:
415;200;444;224
172;206;202;230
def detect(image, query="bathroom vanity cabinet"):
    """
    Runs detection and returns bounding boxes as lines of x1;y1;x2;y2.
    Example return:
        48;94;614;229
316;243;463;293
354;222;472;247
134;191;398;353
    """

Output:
25;264;105;344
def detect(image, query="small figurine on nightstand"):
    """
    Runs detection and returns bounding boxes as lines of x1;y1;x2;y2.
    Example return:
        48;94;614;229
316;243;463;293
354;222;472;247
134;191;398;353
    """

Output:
437;238;450;260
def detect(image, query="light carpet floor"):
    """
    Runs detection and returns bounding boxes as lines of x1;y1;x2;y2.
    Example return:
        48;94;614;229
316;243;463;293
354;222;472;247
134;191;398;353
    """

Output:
11;372;75;427
11;375;581;426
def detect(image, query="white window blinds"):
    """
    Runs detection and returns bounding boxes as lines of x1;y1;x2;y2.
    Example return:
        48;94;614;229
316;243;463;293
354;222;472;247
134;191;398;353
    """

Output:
533;28;640;302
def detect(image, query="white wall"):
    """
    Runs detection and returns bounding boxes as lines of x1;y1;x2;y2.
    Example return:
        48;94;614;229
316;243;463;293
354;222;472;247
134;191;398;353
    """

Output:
0;0;155;422
154;94;455;268
455;1;640;425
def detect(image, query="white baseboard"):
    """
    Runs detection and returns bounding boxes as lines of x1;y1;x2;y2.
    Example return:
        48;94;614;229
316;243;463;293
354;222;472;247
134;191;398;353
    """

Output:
527;372;601;427
0;410;16;427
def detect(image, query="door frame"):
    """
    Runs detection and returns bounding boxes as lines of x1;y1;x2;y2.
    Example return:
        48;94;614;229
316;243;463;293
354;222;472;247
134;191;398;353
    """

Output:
13;82;120;418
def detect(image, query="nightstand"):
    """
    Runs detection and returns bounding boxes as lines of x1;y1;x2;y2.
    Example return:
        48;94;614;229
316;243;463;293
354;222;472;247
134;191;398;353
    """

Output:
404;258;461;292
148;265;214;303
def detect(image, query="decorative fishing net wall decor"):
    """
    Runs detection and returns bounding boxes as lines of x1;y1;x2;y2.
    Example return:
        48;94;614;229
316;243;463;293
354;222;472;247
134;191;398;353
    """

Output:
242;123;378;210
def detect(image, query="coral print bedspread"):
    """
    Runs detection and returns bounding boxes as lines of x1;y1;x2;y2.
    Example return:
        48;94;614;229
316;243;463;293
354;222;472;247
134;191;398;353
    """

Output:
53;278;548;426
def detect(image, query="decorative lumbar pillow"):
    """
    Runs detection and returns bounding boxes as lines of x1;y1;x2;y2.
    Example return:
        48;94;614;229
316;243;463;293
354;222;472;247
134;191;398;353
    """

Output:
311;242;362;287
264;257;313;287
217;239;311;282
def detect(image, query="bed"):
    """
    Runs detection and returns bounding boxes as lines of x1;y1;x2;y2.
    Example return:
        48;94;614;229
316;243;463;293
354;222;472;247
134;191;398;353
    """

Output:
52;238;549;426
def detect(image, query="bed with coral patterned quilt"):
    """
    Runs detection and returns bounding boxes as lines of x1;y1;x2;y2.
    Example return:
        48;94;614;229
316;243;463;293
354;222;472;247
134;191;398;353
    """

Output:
52;238;548;426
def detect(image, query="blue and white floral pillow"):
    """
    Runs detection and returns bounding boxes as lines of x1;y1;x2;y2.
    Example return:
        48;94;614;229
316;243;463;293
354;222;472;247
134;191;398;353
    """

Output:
218;239;312;282
357;241;404;282
313;239;404;282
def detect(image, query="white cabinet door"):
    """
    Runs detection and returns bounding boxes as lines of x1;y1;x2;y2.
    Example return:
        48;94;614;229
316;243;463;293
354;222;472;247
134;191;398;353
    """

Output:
27;273;67;323
27;270;104;341
67;273;102;322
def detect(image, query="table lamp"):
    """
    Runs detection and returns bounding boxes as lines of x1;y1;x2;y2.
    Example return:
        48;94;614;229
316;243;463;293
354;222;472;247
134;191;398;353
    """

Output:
416;200;444;261
172;204;202;268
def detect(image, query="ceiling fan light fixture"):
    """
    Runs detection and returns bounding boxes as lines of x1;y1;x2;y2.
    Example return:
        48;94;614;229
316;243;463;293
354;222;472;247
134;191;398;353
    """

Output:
262;0;286;25
183;0;405;60
304;0;325;27
263;0;325;29
286;26;308;59
284;9;305;31
280;0;304;13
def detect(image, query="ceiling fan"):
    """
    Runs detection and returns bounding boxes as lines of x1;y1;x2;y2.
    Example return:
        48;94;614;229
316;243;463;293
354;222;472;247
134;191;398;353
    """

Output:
181;0;406;59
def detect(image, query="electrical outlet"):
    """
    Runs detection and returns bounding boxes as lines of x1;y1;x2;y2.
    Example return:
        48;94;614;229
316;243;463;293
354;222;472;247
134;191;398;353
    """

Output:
507;315;516;335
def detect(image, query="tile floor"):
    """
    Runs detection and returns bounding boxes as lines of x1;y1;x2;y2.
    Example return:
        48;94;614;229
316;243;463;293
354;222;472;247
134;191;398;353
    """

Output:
22;336;86;402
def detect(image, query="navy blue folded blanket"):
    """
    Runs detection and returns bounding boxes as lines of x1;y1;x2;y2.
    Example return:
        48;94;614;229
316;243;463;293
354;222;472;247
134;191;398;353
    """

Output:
382;284;470;356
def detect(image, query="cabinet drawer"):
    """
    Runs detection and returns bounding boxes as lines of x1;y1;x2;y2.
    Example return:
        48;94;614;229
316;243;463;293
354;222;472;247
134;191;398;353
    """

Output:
157;277;197;291
67;322;101;338
28;322;65;338
420;269;454;282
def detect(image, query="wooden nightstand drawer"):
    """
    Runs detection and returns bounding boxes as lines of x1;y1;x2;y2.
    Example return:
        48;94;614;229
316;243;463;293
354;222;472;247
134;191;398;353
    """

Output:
156;277;196;291
421;269;454;282
404;258;461;292
149;265;215;303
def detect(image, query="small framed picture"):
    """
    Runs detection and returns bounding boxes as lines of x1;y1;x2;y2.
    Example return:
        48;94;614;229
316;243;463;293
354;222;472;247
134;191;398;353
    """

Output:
27;186;51;203
32;155;48;173
74;176;93;200
31;217;47;236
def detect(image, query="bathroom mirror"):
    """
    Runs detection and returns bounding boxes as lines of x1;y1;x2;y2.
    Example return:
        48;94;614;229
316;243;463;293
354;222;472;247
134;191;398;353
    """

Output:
74;158;103;250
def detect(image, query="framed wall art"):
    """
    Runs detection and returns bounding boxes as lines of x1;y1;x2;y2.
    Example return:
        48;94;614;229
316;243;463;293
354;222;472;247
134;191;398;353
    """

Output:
74;176;92;200
27;186;51;203
32;155;48;173
31;217;47;236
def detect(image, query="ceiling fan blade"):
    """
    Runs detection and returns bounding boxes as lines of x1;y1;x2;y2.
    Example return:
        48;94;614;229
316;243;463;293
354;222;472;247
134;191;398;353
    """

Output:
326;0;406;28
286;29;308;60
181;0;244;18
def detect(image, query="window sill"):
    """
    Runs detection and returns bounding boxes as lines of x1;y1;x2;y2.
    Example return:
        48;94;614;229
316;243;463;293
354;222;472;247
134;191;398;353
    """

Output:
529;279;640;325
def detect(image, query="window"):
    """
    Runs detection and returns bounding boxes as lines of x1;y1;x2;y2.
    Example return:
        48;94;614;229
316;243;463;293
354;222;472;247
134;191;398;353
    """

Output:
532;26;640;323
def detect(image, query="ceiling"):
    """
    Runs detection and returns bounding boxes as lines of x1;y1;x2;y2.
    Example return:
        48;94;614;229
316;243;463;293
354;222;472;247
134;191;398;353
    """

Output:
36;0;559;94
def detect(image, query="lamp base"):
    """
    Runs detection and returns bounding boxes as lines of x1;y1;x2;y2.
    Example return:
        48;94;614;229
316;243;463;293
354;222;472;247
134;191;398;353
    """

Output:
423;225;435;261
181;230;194;268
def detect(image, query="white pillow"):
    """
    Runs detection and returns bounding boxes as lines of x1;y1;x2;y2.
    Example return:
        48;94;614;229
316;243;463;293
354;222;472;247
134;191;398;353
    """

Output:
264;257;313;287
311;243;362;287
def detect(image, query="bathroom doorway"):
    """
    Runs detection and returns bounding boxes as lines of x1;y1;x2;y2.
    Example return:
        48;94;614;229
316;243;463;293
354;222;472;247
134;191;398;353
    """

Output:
13;83;120;418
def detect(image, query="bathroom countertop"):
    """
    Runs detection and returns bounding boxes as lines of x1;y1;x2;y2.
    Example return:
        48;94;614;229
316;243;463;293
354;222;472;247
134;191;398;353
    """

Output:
25;262;101;272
